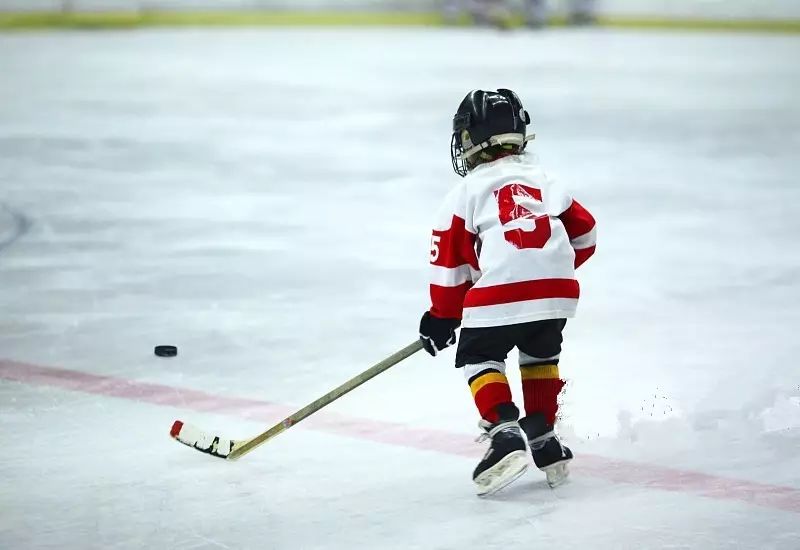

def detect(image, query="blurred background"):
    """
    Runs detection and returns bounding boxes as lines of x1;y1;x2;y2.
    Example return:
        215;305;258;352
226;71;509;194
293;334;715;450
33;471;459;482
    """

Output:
1;1;799;549
0;0;799;30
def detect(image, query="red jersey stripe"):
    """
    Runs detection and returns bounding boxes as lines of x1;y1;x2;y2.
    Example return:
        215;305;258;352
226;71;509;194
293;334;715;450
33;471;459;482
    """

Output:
463;279;579;308
430;281;473;319
574;245;596;269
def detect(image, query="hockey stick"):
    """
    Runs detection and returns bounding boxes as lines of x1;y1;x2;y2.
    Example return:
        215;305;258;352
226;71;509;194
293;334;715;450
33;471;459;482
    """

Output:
170;339;424;460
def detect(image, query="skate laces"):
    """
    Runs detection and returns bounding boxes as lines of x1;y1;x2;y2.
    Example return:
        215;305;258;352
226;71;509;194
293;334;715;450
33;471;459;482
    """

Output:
475;420;521;443
529;429;556;450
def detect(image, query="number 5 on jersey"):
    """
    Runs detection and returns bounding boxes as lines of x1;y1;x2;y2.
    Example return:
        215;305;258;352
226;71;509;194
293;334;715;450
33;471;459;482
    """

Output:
430;235;441;262
494;183;551;250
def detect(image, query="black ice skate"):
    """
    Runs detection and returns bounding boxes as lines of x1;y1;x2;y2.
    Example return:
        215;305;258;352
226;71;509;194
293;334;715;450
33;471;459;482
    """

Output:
472;419;529;497
519;413;573;488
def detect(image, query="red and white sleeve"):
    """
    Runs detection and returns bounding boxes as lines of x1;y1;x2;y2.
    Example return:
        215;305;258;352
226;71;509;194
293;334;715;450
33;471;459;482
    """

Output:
428;188;479;320
558;199;596;268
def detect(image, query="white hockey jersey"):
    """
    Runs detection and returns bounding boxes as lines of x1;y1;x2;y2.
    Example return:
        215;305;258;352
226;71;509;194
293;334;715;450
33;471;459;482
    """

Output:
428;154;596;328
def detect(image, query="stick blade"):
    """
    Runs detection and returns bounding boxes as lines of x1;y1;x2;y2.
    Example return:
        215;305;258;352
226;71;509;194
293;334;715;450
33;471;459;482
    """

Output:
170;420;237;459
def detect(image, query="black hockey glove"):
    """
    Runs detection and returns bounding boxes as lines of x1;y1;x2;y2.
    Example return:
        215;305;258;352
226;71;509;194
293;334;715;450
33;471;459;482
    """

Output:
419;311;460;357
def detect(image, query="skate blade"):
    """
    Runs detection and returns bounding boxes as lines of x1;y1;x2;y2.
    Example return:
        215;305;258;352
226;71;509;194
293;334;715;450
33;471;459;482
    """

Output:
543;461;571;488
474;451;529;497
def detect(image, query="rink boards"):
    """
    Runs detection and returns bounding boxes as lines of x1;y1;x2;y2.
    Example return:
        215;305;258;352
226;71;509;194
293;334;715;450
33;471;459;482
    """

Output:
1;0;800;32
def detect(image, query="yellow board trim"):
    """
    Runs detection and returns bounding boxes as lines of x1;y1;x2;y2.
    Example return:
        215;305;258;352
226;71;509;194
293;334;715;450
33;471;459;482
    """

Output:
596;16;800;34
0;11;798;34
469;372;509;397
520;364;560;380
0;11;444;29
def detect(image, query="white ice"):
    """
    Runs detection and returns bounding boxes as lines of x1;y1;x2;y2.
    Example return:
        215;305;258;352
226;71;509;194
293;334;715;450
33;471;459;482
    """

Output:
1;27;799;549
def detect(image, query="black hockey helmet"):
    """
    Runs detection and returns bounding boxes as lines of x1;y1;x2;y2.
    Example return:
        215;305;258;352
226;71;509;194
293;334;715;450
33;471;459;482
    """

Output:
450;89;533;177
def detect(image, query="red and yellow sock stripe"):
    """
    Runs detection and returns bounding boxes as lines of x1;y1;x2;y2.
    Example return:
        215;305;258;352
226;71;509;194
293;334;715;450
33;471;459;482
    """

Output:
468;368;512;423
520;362;565;425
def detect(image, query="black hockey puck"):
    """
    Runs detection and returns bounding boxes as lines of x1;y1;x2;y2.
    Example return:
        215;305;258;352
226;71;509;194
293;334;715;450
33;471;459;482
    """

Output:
154;345;178;358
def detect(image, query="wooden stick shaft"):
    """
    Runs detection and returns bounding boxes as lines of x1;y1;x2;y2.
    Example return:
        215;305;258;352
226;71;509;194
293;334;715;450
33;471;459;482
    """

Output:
228;339;424;460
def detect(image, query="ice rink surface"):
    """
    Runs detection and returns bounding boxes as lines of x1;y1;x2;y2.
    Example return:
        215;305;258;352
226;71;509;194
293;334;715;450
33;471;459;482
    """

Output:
1;26;799;549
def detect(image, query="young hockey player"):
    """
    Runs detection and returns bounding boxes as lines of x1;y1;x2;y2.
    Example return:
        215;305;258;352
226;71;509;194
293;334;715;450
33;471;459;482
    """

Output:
418;89;596;496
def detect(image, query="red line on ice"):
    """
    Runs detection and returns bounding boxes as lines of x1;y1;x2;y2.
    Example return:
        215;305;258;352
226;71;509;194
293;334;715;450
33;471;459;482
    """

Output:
2;358;799;514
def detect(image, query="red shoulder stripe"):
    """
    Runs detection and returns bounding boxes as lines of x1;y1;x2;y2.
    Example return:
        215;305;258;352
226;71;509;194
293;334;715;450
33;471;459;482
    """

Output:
559;200;595;242
431;215;479;270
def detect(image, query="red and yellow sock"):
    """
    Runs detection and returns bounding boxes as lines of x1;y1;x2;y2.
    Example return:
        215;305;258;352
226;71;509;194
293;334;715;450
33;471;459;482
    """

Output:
520;362;565;426
467;368;512;423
